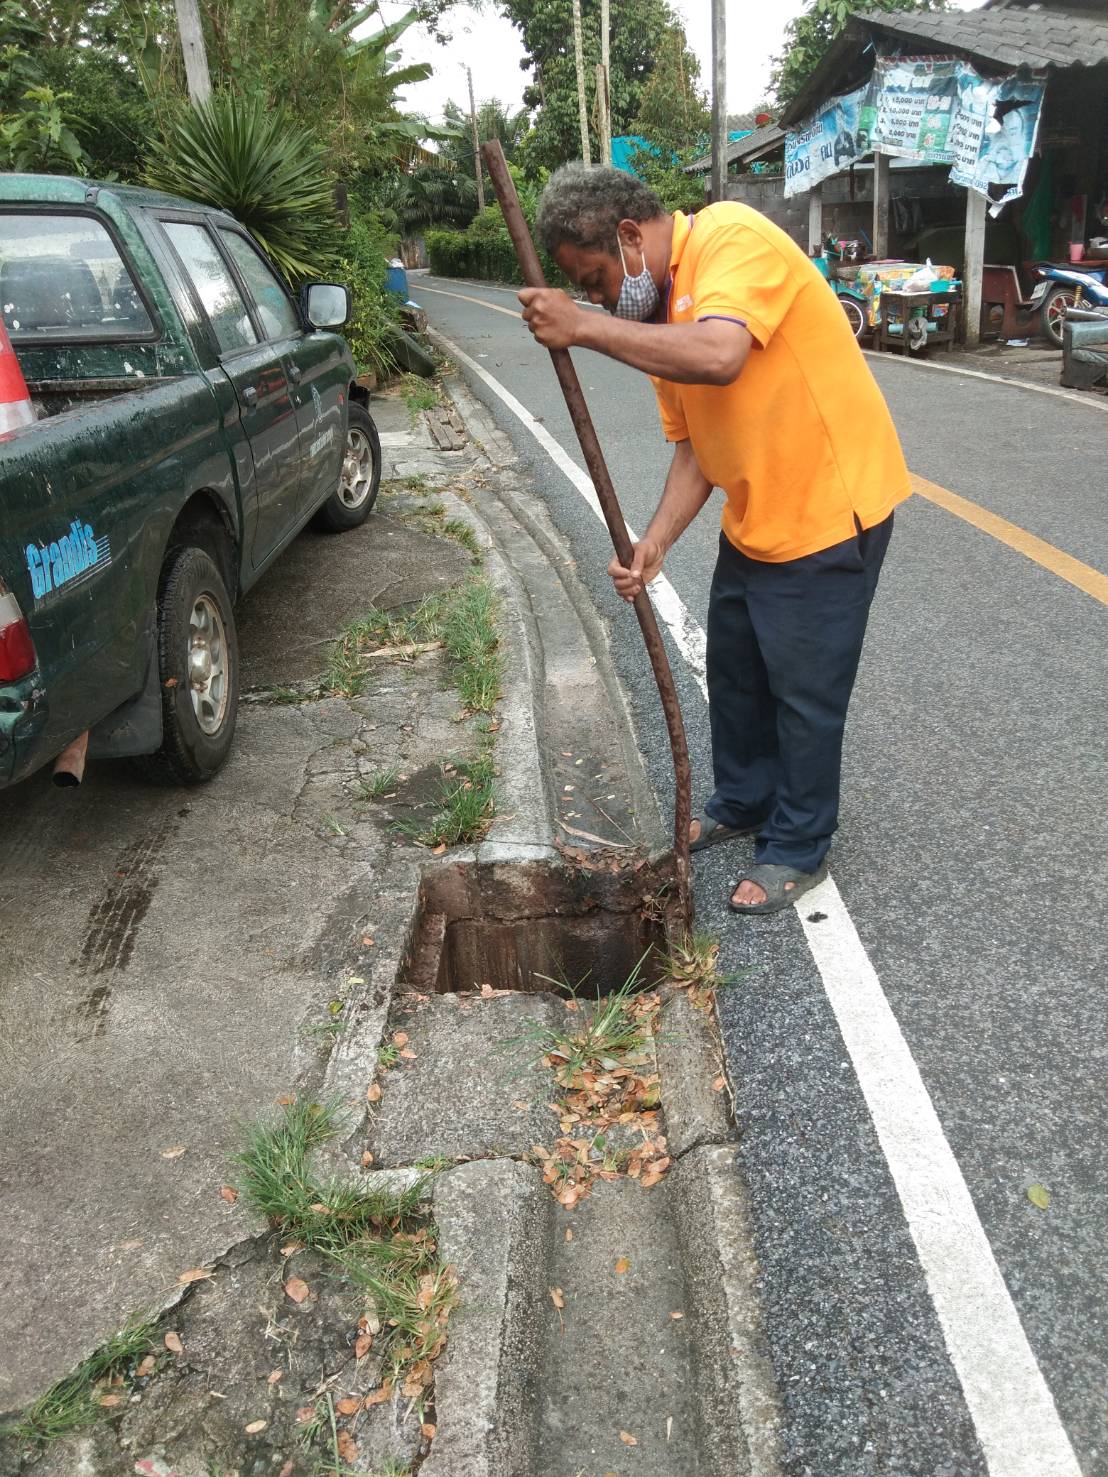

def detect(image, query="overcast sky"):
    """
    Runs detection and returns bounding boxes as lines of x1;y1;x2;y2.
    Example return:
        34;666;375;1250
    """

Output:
375;0;983;127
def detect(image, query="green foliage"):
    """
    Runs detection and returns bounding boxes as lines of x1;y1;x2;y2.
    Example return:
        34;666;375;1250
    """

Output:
0;2;89;173
0;82;84;171
631;23;708;151
35;45;153;180
337;212;401;376
504;0;701;176
425;168;564;285
627;145;706;213
144;92;338;281
771;0;947;110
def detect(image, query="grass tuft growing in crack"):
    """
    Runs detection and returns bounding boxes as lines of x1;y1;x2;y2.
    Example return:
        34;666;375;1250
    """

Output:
326;577;501;715
503;952;654;1080
658;930;746;1010
234;1101;457;1399
396;749;496;848
1;1317;155;1444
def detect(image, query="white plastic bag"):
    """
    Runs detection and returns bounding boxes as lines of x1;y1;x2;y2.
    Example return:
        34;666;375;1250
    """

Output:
900;259;938;293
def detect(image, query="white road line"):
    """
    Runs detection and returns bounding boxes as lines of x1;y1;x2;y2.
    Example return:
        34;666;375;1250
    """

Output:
864;347;1108;412
431;320;1083;1477
800;882;1082;1477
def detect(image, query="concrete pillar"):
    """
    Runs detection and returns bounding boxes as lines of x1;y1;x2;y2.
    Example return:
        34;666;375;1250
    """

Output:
873;153;890;258
808;183;824;255
963;187;986;347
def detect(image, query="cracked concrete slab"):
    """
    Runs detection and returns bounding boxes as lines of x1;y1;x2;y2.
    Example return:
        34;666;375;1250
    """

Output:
366;992;564;1168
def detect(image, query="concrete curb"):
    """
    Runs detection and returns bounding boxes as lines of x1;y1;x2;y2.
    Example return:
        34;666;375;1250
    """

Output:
422;1159;553;1476
657;992;734;1158
672;1143;787;1477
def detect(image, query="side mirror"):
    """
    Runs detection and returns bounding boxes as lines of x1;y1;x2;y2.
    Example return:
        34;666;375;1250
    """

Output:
301;282;350;330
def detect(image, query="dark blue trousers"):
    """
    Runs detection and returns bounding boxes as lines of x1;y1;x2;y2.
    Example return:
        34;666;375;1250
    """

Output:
704;514;893;873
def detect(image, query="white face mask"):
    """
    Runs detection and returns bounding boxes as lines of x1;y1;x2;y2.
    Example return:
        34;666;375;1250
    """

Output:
613;236;660;321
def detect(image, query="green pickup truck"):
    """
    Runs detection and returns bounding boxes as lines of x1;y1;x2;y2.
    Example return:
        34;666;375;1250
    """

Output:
0;174;382;788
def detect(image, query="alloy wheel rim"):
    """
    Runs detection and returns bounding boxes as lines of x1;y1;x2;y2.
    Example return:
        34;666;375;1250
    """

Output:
339;427;373;509
188;593;229;736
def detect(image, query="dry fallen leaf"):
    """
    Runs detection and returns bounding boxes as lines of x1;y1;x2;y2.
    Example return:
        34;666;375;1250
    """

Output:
361;1151;374;1168
355;1332;373;1359
244;1419;267;1434
422;1422;437;1438
280;1241;303;1257
564;1227;574;1243
392;1031;409;1047
712;1075;726;1092
120;1238;143;1251
670;1311;684;1320
296;1404;317;1422
285;1276;311;1304
219;1185;238;1205
366;1081;383;1103
400;1048;417;1060
619;1430;638;1446
363;1384;392;1407
335;1397;361;1416
136;1355;156;1378
431;842;447;855
164;1331;184;1355
276;1092;296;1106
614;1257;630;1275
98;1393;123;1408
267;1368;283;1385
160;1145;187;1160
337;1432;358;1461
177;1268;212;1285
550;1287;565;1310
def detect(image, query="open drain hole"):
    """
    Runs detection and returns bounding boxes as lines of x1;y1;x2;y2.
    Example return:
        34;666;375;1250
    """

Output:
402;858;674;996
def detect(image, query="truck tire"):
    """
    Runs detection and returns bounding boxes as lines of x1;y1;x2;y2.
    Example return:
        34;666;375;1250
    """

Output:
315;403;381;532
135;546;239;786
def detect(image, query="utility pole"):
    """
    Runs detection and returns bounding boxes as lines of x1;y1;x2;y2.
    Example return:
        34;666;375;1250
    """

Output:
572;0;591;166
599;0;611;165
466;66;485;212
174;0;211;107
710;0;726;202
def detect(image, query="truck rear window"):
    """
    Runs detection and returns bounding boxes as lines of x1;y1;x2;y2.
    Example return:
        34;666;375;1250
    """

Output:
0;212;153;340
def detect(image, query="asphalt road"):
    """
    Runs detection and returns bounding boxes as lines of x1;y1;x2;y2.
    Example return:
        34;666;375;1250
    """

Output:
417;273;1108;1477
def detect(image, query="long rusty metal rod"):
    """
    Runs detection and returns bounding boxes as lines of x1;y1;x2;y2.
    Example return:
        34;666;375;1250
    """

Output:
481;141;692;932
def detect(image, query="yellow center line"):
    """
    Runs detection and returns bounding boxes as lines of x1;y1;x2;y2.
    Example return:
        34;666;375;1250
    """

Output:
910;474;1108;608
418;282;1108;608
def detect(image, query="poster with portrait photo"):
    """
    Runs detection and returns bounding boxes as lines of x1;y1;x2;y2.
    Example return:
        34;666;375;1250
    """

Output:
949;76;1045;210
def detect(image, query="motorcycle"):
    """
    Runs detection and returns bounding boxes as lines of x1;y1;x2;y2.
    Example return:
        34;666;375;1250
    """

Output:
1029;261;1108;348
812;235;869;340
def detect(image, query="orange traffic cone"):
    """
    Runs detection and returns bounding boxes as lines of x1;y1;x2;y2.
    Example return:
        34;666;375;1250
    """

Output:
0;316;35;435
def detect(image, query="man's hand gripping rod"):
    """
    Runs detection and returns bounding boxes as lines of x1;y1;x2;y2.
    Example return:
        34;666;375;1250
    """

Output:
481;141;692;931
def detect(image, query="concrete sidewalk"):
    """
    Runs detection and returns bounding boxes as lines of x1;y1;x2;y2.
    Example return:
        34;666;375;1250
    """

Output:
0;383;781;1477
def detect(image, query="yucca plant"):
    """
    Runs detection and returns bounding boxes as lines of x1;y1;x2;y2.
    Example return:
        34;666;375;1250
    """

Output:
144;92;337;282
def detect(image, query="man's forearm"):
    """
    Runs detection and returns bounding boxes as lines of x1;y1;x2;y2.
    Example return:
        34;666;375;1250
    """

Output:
575;311;751;386
646;441;713;554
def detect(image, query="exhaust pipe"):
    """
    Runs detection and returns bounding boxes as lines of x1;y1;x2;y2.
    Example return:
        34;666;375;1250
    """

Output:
52;730;89;787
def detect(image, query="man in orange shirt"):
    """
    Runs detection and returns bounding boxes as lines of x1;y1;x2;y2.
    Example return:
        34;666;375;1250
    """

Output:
520;164;910;913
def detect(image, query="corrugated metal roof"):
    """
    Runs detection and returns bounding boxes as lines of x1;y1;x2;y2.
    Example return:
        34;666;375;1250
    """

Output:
686;124;785;175
781;5;1108;126
868;6;1108;70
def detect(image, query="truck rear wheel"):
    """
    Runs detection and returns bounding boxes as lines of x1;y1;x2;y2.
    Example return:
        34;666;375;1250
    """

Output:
135;546;239;785
315;403;381;532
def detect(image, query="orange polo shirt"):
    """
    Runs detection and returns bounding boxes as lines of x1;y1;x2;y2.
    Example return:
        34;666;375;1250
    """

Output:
650;205;911;562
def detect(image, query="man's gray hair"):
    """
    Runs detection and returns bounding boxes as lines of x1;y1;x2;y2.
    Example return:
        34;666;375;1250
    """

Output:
536;163;666;257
